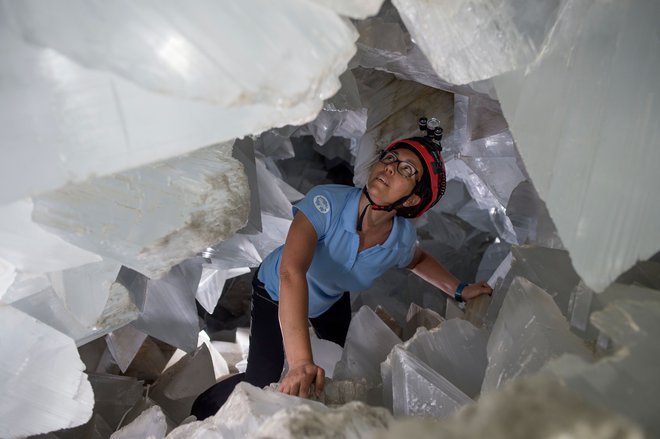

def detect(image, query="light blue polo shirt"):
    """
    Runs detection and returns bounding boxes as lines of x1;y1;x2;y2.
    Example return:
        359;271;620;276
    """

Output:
257;184;417;317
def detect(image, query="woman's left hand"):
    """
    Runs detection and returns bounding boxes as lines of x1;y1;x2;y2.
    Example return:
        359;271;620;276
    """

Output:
461;281;493;301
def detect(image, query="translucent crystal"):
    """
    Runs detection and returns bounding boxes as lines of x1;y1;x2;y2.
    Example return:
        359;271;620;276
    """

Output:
459;130;526;208
545;290;660;437
403;303;444;341
11;278;138;346
105;325;148;373
87;373;144;431
444;158;518;244
475;241;512;284
196;266;250;315
309;332;343;379
48;259;122;327
568;280;594;333
0;307;93;438
391;347;472;418
118;260;202;353
484;246;582;328
32;143;249;279
354;4;491;96
255;157;299;220
161;343;228;400
0;2;358;203
383;318;487;411
416;210;468;251
391;0;560;84
493;0;660;292
506;181;563;249
333;306;401;386
109;405;167;439
0;198;100;275
383;375;644;439
254;128;297;161
482;277;591;392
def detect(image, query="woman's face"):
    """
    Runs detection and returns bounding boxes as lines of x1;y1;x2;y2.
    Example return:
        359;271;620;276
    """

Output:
367;147;423;207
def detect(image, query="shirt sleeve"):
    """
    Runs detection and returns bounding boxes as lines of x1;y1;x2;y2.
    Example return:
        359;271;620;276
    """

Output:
292;186;335;240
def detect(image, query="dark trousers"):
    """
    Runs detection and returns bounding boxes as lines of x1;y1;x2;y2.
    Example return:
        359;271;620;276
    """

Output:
191;269;351;419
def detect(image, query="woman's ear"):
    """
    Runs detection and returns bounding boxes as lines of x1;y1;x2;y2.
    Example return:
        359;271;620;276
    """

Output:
404;194;421;207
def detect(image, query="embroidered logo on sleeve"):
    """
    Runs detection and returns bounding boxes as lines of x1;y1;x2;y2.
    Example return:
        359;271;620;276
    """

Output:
313;195;330;214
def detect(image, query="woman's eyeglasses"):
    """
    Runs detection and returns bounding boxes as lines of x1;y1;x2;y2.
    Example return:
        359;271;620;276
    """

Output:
379;151;419;179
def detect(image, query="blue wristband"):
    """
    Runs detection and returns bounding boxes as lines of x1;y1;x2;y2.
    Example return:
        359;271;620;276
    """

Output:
454;282;467;303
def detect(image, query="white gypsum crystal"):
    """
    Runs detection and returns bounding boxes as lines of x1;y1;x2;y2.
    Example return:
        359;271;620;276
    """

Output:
0;198;101;275
544;289;660;437
482;277;591;392
382;375;644;439
391;347;472;418
391;0;561;84
32;143;249;279
0;306;94;438
118;259;202;353
105;325;148;373
110;405;167;439
493;0;660;292
382;319;487;411
48;259;122;328
0;1;357;204
333;305;401;386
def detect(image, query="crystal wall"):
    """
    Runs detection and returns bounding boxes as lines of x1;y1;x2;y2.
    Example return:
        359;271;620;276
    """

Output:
0;1;658;438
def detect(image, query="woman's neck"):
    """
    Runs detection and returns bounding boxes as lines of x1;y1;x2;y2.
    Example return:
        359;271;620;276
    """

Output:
357;193;396;233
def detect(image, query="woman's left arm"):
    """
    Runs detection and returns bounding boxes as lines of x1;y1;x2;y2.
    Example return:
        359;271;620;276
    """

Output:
407;246;492;302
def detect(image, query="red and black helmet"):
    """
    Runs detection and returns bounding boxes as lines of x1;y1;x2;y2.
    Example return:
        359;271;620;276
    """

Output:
383;136;447;218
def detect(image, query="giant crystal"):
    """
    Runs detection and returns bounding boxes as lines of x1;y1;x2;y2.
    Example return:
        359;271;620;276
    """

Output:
471;245;583;329
0;306;94;438
482;277;591;392
0;198;100;291
383;375;644;439
118;259;202;353
10;271;138;346
382;318;487;411
32;143;249;279
333;305;401;386
493;0;660;292
390;347;472;418
544;286;660;437
0;1;358;203
391;0;561;85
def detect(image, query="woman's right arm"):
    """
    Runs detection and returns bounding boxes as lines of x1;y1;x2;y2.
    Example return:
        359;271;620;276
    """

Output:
277;210;324;398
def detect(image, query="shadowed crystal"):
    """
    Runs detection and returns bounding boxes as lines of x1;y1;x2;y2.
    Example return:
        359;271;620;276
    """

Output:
482;277;591;392
391;347;472;418
333;306;401;386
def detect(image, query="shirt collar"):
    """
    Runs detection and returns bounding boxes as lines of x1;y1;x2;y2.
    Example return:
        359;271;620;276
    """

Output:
342;187;401;249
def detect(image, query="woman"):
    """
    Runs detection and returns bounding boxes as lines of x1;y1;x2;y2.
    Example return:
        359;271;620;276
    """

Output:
192;132;493;417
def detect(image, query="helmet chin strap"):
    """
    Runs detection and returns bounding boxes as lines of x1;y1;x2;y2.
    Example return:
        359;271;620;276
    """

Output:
357;186;411;232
